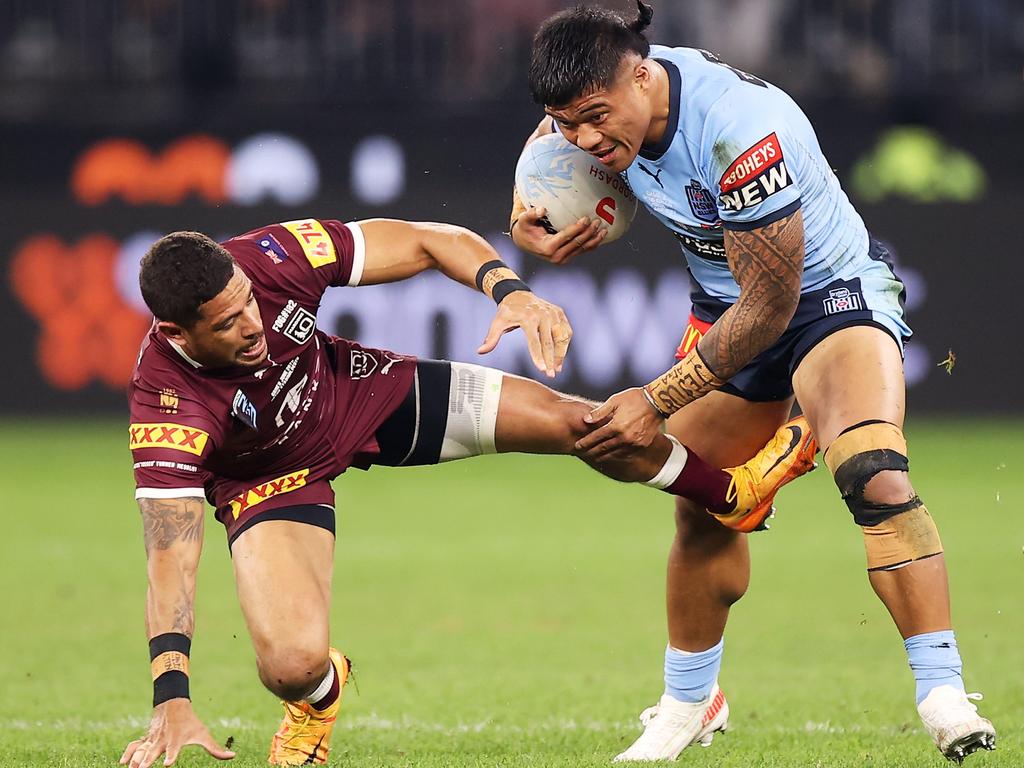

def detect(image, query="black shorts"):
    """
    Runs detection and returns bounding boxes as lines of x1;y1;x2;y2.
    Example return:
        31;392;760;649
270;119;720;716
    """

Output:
679;239;912;402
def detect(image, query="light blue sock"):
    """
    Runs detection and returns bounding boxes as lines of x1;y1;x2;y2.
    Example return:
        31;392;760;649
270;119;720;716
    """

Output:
664;638;724;703
905;630;964;705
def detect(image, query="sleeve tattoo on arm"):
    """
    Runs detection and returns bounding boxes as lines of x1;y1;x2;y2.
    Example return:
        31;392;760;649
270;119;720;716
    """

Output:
698;208;805;379
139;497;205;552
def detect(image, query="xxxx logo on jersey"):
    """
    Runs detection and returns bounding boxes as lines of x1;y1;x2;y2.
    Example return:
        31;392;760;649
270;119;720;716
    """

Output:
228;469;310;519
129;423;210;456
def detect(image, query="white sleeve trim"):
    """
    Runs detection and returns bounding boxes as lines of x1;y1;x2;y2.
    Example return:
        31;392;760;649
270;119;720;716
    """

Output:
135;487;205;500
344;222;366;287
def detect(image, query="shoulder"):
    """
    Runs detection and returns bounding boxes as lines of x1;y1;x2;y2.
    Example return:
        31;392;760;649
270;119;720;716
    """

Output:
130;337;222;438
223;219;365;294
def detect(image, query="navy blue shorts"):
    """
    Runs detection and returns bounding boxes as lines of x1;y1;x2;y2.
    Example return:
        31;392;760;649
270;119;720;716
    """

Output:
677;240;912;402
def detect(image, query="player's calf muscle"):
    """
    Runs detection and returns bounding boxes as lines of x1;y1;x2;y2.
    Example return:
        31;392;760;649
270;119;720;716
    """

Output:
494;378;592;453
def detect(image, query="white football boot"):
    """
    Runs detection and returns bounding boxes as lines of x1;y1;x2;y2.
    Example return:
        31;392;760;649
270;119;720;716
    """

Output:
917;685;996;763
614;684;729;762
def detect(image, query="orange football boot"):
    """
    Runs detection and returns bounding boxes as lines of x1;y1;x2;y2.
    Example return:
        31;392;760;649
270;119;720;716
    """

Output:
716;416;818;533
268;648;351;765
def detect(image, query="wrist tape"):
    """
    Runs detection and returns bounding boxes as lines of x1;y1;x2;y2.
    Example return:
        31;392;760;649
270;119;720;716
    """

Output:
645;347;725;417
475;259;531;305
150;632;190;706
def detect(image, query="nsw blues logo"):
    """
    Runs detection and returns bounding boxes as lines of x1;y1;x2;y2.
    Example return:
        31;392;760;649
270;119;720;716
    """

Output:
685;179;719;224
822;287;863;315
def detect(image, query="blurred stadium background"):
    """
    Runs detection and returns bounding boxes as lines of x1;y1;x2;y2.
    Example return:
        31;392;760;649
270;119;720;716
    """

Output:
1;2;1022;766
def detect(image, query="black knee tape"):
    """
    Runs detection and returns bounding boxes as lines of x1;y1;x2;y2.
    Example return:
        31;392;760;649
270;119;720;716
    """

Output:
833;449;913;526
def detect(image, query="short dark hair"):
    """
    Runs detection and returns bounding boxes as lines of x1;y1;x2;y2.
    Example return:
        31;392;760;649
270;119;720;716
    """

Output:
529;1;654;106
140;231;235;327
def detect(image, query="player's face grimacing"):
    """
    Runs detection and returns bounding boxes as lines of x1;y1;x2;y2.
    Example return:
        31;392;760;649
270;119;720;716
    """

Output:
162;266;268;368
545;55;656;174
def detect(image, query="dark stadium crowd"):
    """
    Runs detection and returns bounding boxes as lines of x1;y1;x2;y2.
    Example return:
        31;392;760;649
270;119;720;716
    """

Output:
1;0;1021;111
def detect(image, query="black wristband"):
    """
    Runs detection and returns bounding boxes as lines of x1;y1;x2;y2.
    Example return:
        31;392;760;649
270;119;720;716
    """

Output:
491;279;531;305
474;259;506;292
150;632;191;706
153;671;190;706
149;633;191;659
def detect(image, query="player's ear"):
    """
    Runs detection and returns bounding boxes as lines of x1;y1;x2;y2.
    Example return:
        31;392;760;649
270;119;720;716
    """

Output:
633;59;652;92
156;320;188;344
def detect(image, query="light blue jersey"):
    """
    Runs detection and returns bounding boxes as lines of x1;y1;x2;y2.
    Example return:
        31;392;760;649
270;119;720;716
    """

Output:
625;46;894;309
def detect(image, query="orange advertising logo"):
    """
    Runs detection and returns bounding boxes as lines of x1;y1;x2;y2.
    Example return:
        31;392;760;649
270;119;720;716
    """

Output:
129;423;211;456
71;135;230;206
228;469;310;519
10;234;152;390
281;219;337;268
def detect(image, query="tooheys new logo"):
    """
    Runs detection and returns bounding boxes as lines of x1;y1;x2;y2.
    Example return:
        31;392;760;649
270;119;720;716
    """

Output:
718;133;791;211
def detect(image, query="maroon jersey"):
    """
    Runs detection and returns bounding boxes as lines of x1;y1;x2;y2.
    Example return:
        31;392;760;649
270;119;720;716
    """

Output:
129;219;416;537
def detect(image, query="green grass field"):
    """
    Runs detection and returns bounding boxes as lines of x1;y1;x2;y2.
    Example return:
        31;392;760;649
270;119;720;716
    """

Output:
1;418;1021;767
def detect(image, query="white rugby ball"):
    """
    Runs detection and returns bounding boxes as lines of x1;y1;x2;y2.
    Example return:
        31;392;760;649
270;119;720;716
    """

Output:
515;132;638;243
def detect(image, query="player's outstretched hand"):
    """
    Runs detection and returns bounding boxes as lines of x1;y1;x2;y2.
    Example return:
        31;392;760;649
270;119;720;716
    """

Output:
575;387;664;459
120;699;235;768
511;207;607;264
478;290;572;378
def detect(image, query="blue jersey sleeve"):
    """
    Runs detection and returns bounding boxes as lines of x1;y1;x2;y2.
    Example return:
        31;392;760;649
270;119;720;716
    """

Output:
701;90;803;231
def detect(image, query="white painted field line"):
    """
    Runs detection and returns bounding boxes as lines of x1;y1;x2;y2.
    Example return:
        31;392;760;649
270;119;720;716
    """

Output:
0;713;918;738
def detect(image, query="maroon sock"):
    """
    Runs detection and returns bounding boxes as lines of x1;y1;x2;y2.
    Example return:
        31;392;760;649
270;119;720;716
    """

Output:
309;660;341;711
664;446;734;515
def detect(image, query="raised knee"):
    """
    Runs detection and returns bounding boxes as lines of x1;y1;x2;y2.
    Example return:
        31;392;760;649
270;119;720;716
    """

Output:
824;421;942;571
256;644;329;700
824;421;917;525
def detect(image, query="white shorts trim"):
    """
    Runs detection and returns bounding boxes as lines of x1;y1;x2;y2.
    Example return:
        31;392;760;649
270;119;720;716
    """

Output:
135;487;205;500
344;222;366;286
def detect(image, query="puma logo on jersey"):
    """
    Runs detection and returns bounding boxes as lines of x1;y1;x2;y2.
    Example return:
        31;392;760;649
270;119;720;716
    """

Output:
637;163;665;189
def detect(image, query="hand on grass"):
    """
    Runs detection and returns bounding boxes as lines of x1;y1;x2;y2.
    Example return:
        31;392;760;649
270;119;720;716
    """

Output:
120;699;235;768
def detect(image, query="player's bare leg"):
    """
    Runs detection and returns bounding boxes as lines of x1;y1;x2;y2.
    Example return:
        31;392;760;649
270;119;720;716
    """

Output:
614;392;793;761
793;325;994;761
232;520;350;765
794;328;950;633
492;374;668;477
492;374;813;520
663;392;794;649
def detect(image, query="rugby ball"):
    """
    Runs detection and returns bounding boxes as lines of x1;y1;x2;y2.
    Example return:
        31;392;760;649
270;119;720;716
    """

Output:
515;132;638;243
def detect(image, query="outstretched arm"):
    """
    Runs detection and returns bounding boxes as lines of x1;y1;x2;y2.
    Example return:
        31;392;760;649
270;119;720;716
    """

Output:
354;218;573;377
120;497;234;768
577;209;805;457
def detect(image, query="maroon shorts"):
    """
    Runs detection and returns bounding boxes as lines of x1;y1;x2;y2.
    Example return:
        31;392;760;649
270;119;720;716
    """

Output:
217;356;455;547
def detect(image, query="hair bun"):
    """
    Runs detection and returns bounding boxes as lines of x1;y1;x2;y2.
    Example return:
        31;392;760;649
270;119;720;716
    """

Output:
629;1;654;33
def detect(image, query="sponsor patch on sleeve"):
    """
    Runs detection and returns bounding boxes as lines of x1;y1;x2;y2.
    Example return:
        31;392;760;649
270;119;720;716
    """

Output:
254;232;289;265
129;423;210;456
717;132;792;212
280;219;338;269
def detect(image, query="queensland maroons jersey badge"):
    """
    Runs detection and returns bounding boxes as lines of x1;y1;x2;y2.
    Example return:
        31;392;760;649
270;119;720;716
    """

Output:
686;179;719;224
